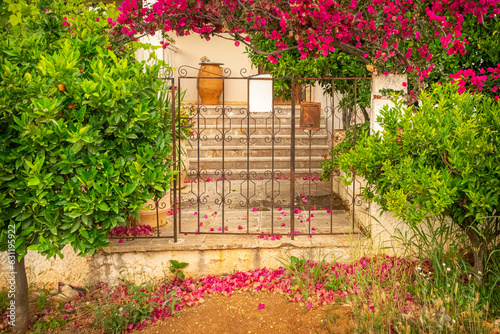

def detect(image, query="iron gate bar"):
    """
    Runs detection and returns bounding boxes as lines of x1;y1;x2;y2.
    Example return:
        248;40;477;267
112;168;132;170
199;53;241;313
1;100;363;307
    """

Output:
290;78;296;240
222;77;226;234
330;78;335;234
246;77;250;233
352;79;358;231
177;75;183;235
172;77;178;242
271;77;275;235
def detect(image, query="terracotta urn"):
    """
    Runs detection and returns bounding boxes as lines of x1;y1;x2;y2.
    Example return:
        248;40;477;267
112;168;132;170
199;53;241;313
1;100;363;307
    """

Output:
197;62;224;105
130;192;171;228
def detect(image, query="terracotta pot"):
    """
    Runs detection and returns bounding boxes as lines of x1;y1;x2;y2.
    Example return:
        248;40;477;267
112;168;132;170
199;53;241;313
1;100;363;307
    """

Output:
130;192;170;228
197;62;223;105
274;85;301;105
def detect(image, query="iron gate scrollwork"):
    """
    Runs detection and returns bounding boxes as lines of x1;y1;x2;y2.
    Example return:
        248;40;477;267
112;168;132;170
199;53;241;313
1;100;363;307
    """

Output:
114;66;371;242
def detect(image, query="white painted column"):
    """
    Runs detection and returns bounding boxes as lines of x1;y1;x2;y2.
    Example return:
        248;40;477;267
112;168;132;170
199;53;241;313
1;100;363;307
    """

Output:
368;74;409;252
370;74;408;134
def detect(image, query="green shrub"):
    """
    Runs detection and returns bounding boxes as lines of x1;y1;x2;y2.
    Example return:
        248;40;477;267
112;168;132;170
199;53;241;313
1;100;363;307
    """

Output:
0;0;175;259
338;83;500;278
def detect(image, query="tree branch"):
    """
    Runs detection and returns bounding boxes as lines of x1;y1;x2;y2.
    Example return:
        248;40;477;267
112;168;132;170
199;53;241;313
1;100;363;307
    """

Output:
215;33;299;55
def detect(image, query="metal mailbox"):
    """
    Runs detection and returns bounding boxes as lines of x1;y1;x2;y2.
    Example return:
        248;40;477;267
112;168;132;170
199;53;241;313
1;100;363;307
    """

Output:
300;102;321;130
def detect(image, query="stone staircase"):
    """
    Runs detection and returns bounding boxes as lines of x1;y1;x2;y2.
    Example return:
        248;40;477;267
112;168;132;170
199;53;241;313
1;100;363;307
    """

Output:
184;105;331;179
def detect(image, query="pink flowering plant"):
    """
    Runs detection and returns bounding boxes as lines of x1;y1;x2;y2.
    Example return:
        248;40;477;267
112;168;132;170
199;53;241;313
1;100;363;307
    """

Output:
111;0;500;98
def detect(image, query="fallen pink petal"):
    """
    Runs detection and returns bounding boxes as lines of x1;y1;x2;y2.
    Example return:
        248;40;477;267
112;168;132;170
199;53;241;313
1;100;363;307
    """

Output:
258;303;265;310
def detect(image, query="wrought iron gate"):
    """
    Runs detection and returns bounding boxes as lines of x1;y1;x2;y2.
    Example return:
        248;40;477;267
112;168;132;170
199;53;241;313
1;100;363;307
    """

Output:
163;66;372;242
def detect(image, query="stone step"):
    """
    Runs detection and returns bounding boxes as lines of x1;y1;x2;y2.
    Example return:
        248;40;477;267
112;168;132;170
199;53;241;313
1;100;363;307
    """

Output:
188;156;325;170
190;134;329;147
190;129;329;138
191;111;331;124
186;145;329;159
185;168;324;179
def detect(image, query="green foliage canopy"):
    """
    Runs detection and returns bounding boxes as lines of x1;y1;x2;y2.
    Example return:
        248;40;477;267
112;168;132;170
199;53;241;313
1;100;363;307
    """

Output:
0;0;175;259
338;84;500;267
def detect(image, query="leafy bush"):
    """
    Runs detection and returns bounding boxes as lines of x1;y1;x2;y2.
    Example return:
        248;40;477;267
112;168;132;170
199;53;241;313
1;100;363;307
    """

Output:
321;121;370;181
337;83;500;277
0;0;175;259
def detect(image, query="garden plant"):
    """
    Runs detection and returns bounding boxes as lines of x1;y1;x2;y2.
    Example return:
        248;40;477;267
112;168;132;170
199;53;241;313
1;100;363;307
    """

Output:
335;83;500;278
0;0;177;332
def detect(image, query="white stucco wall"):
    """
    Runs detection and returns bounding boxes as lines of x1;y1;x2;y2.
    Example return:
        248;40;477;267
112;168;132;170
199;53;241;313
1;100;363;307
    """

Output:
137;33;259;104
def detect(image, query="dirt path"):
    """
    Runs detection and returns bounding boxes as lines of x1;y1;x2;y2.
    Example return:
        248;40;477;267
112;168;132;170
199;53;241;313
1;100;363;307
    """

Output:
141;291;352;334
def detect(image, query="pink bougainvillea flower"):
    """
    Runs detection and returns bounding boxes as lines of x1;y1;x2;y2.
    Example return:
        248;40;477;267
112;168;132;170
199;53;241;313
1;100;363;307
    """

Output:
224;226;228;231
311;206;316;210
200;222;203;227
119;239;124;243
218;227;222;231
203;215;208;219
308;302;312;310
210;228;214;231
281;223;285;226
282;212;286;216
238;225;243;230
326;210;331;214
258;303;265;310
194;212;197;215
252;208;258;212
278;206;282;211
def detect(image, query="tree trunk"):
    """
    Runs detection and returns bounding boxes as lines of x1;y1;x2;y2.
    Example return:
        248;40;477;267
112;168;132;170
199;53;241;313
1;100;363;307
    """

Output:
13;255;29;334
360;107;370;123
465;227;485;285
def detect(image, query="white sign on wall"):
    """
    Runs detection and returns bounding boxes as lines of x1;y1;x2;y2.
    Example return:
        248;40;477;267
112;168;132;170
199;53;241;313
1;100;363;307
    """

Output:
249;74;273;112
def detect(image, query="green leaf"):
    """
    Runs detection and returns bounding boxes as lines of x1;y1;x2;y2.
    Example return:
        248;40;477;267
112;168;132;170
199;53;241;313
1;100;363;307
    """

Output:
72;142;84;154
8;14;22;26
27;244;40;251
97;202;110;211
27;177;40;186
